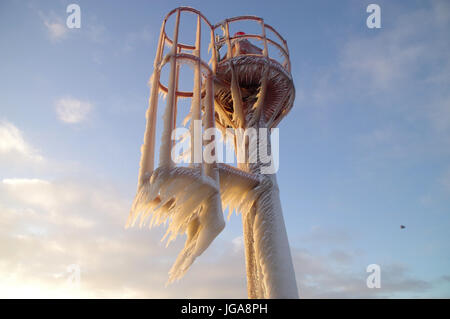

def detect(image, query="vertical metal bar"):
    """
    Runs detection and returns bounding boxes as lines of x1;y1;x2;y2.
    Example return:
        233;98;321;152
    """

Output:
224;20;233;59
210;29;217;74
172;46;181;150
260;19;269;57
190;14;203;170
254;64;269;125
284;39;291;72
137;19;165;187
230;62;245;128
204;76;216;178
159;8;180;168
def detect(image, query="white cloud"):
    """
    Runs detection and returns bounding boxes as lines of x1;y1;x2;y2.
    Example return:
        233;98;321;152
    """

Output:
339;4;449;93
293;249;435;298
37;9;67;42
55;97;92;124
297;2;450;170
232;236;244;253
0;177;245;298
301;1;450;106
39;9;107;44
0;175;444;298
2;178;50;186
44;19;67;41
0;121;43;162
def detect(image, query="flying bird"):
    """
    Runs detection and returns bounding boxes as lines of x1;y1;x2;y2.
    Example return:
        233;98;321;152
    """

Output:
400;225;406;229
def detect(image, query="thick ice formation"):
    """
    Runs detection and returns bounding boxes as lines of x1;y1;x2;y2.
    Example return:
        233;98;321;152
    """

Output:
127;166;225;283
213;58;299;298
240;172;299;298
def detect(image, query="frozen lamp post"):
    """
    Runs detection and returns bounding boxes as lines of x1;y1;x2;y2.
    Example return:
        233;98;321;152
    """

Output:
127;7;298;298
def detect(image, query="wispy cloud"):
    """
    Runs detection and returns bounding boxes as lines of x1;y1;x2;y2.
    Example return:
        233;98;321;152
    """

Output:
297;2;450;171
0;177;245;298
38;8;108;44
38;10;67;42
0;121;43;162
55;97;92;124
0;175;445;298
301;1;450;104
43;19;67;41
293;249;438;298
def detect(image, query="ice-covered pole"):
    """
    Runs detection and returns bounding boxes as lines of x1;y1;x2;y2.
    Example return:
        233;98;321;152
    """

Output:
137;21;165;187
190;15;202;167
159;8;180;168
234;55;298;298
254;174;299;298
240;125;299;299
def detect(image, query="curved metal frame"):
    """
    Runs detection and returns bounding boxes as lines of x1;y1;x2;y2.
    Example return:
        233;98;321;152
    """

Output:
213;15;291;73
139;7;294;185
139;7;217;184
158;7;217;98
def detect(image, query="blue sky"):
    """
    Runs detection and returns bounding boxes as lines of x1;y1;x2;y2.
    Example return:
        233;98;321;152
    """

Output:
0;0;449;298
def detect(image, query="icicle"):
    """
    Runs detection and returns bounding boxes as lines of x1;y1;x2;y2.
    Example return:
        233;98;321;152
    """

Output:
182;112;191;126
249;64;269;127
230;62;245;128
